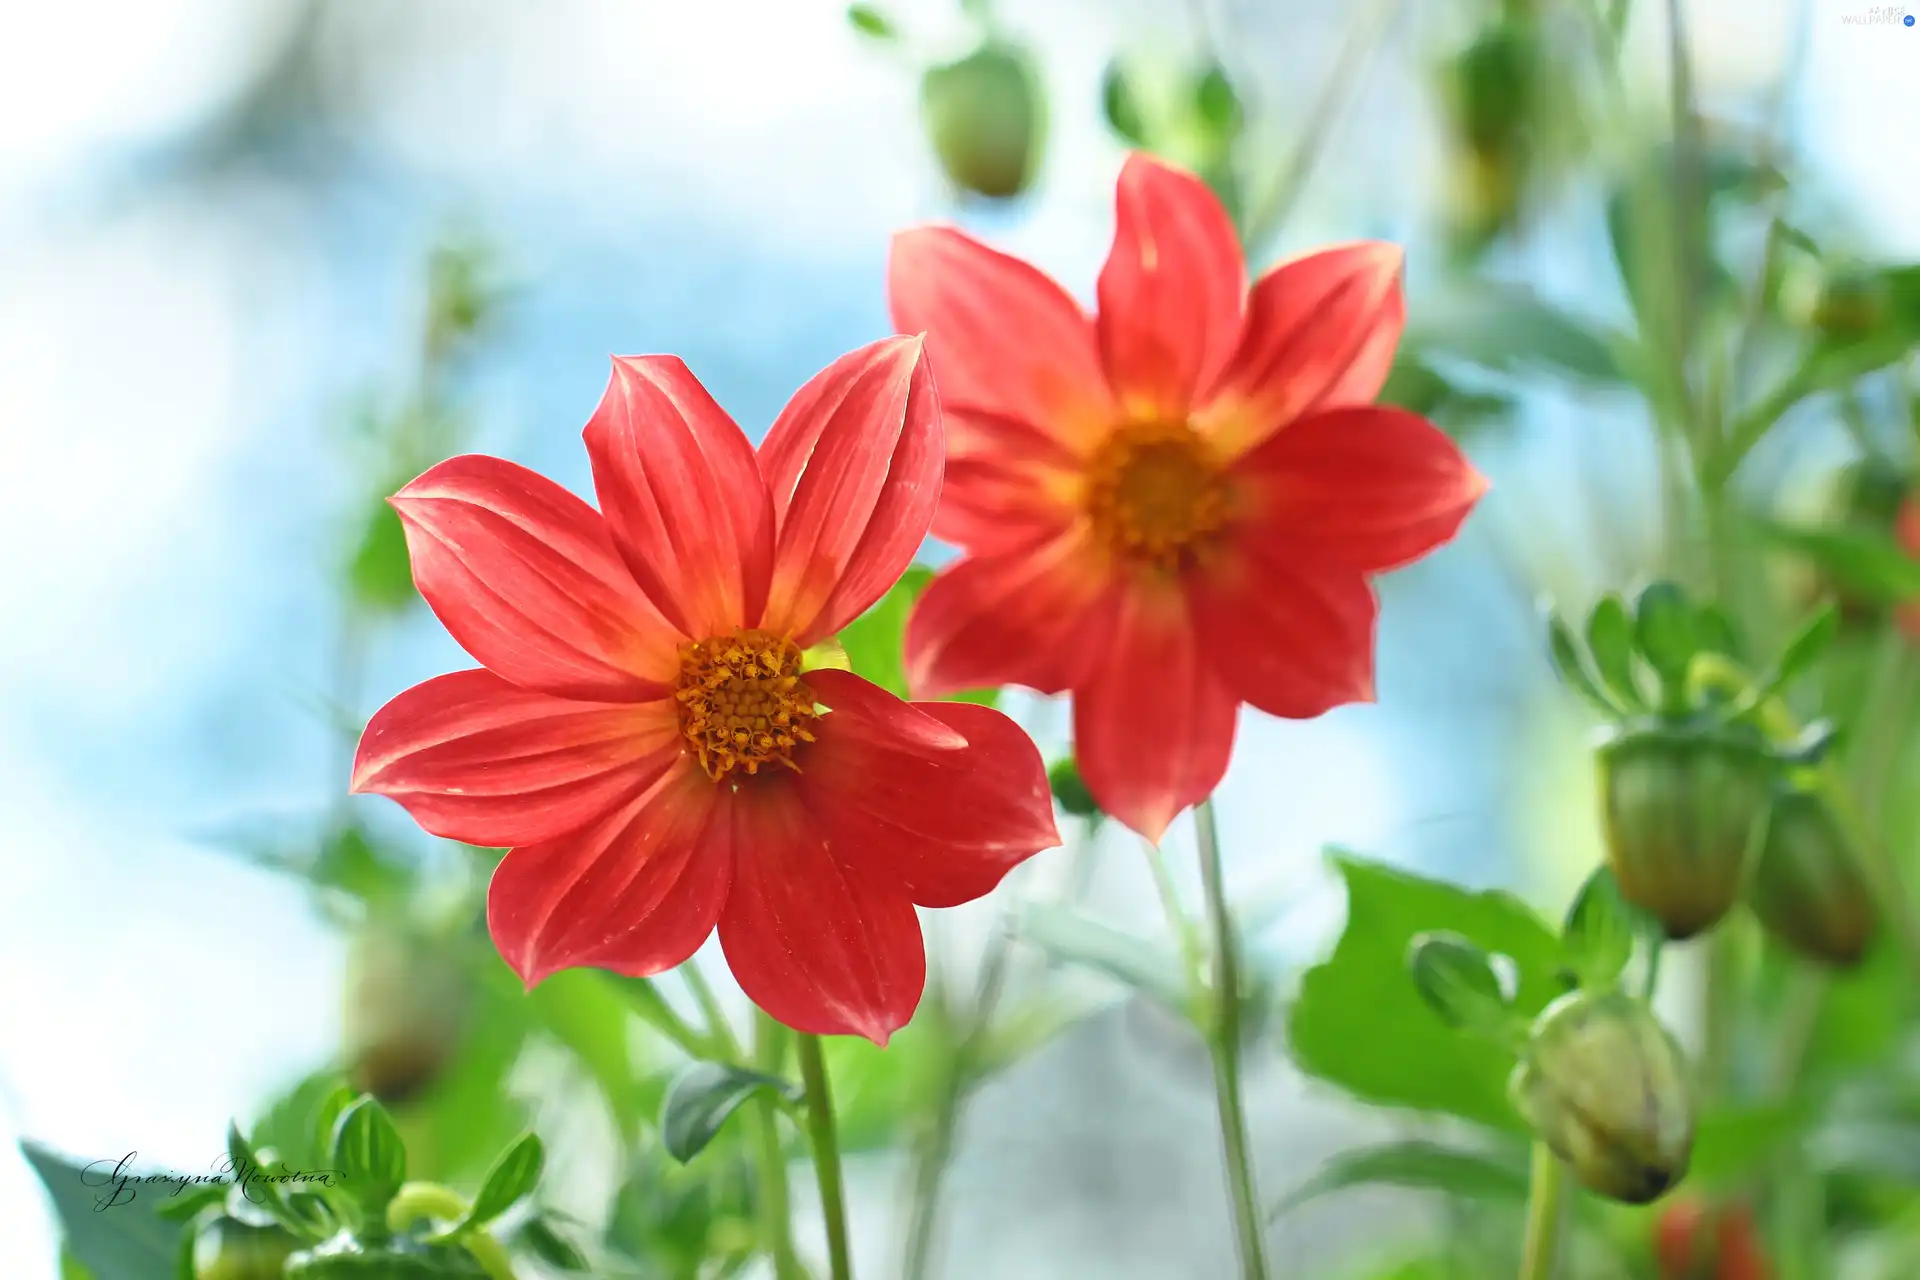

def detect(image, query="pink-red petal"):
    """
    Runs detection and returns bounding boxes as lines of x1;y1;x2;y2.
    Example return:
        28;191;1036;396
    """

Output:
488;763;731;987
802;699;1059;909
905;527;1122;698
888;226;1116;455
1072;580;1238;843
757;336;944;643
1197;242;1406;459
392;455;679;700
1229;405;1487;573
1189;539;1380;719
717;781;926;1044
931;409;1082;554
583;356;776;638
1096;153;1246;422
803;667;968;755
351;669;683;848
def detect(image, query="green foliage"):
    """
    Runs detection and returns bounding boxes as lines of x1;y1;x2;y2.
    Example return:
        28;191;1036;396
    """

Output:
836;564;997;705
456;1132;543;1232
1408;284;1625;386
1270;1139;1532;1219
1406;932;1522;1044
1584;593;1645;711
1016;901;1189;1015
22;1142;184;1280
331;1098;408;1217
1560;866;1647;990
846;3;895;40
1759;520;1920;606
1288;853;1566;1130
1100;60;1148;148
659;1063;802;1163
1047;756;1101;820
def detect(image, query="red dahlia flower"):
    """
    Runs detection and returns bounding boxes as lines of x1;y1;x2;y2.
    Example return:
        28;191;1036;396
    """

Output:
890;153;1488;840
350;337;1060;1044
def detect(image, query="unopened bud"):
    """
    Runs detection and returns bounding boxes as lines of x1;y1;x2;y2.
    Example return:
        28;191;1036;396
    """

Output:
1748;787;1876;968
194;1215;300;1280
921;43;1044;200
285;1233;487;1279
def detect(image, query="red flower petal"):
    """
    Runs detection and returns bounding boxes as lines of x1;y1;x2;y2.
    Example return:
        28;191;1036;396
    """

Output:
352;669;683;848
1189;538;1379;719
1096;153;1246;422
905;526;1121;698
758;336;944;643
393;455;680;700
1072;581;1238;842
584;356;776;638
803;699;1059;908
717;781;925;1043
804;667;968;755
1198;242;1405;458
488;763;731;987
1230;405;1487;572
931;409;1083;554
889;226;1116;454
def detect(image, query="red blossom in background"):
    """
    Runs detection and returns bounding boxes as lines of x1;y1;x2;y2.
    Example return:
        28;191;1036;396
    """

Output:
890;153;1488;841
350;337;1060;1044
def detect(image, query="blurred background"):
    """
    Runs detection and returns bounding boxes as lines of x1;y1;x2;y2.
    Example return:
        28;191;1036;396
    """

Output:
2;0;1916;1275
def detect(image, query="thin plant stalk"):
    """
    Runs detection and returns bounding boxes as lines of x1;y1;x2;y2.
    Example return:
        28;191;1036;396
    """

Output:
752;1011;807;1280
1518;1142;1569;1280
797;1033;855;1280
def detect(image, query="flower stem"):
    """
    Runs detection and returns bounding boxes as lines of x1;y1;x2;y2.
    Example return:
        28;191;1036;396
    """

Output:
1518;1143;1568;1280
796;1033;855;1280
1193;799;1270;1280
685;961;744;1061
752;1012;807;1280
388;1182;518;1280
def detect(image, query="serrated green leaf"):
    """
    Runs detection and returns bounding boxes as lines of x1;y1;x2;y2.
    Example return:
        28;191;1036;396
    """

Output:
22;1143;183;1280
846;2;895;39
1561;866;1643;989
1585;594;1647;711
457;1132;543;1232
1101;60;1149;146
331;1098;407;1212
1270;1139;1531;1219
1288;853;1565;1130
1406;932;1514;1042
660;1063;802;1164
1016;902;1189;1014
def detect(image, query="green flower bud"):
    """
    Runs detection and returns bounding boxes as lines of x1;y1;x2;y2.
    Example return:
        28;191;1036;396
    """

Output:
1509;990;1694;1204
921;43;1044;200
285;1233;486;1280
343;927;472;1106
194;1214;300;1280
1748;787;1876;967
1597;722;1775;939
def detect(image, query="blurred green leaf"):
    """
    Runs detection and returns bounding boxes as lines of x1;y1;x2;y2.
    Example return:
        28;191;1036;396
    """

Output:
1585;594;1646;712
824;1013;954;1154
400;959;531;1181
527;967;646;1138
1694;602;1746;660
1270;1139;1531;1219
1101;59;1149;147
1377;358;1514;441
659;1064;800;1164
23;1142;184;1280
836;565;997;705
153;1182;225;1223
846;2;895;39
1411;285;1624;384
1288;852;1565;1130
330;1098;407;1213
1047;756;1101;820
1561;867;1642;990
1407;932;1517;1043
1767;605;1841;694
1192;63;1242;143
1017;902;1188;1014
347;494;416;615
61;1246;97;1280
1633;581;1699;694
456;1132;543;1232
1758;520;1920;604
513;1216;591;1271
1689;1103;1810;1186
1545;610;1619;716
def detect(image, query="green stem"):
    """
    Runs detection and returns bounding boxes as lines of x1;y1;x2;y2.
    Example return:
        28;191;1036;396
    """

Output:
1193;800;1270;1280
796;1034;855;1280
752;1013;807;1280
1144;840;1207;993
614;975;718;1061
1517;1144;1568;1280
686;962;744;1061
387;1182;518;1280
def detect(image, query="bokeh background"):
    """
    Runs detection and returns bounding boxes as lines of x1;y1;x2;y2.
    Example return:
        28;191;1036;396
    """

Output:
2;0;1914;1274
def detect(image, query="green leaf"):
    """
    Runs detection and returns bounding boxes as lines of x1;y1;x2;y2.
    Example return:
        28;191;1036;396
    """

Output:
1406;932;1517;1043
1690;1103;1810;1185
1101;60;1149;147
1047;756;1101;820
1747;605;1841;709
1694;602;1746;661
1270;1140;1531;1219
1561;866;1643;989
1288;852;1566;1130
1192;62;1242;143
1016;902;1189;1014
1378;358;1514;441
457;1132;543;1232
347;494;417;614
514;1216;590;1270
528;967;646;1137
660;1063;802;1163
22;1142;183;1280
1411;285;1625;384
835;565;998;706
154;1182;226;1222
330;1098;407;1212
1633;581;1699;694
846;2;895;39
62;1246;97;1280
1585;594;1646;711
1545;611;1619;716
1757;521;1920;604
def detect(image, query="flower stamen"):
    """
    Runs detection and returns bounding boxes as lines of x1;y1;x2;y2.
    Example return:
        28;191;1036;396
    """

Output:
674;630;820;781
1085;420;1228;573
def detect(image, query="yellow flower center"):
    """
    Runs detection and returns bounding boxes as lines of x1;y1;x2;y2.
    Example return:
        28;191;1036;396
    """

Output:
674;630;820;781
1086;421;1228;572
